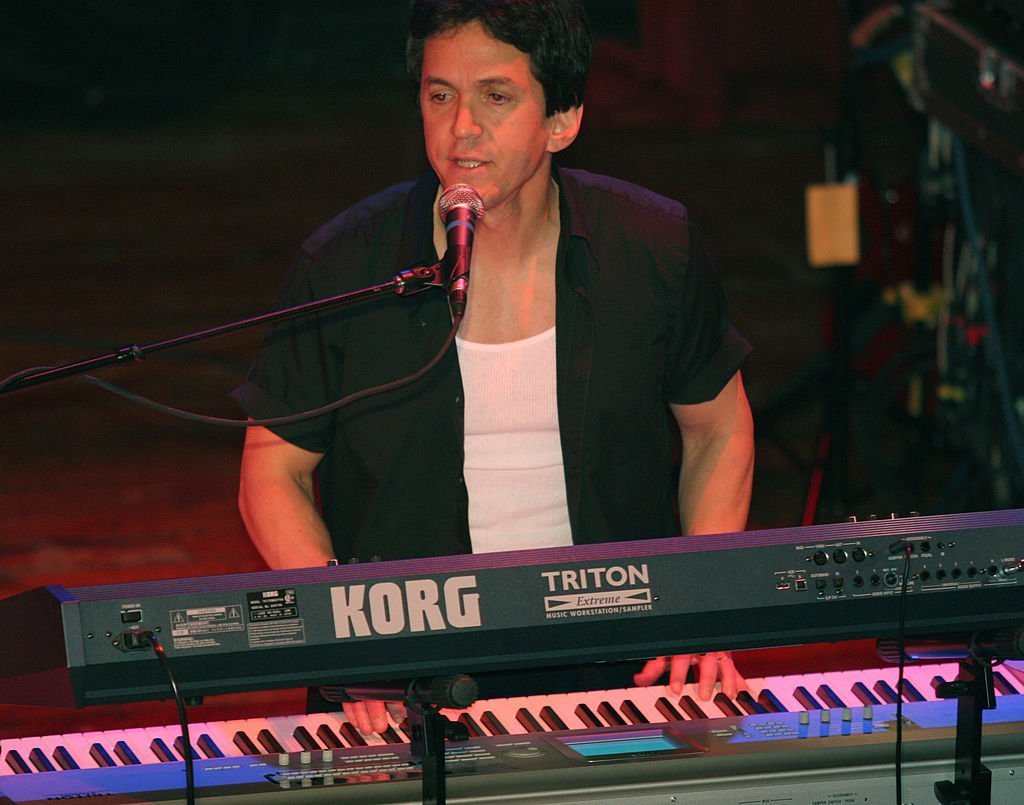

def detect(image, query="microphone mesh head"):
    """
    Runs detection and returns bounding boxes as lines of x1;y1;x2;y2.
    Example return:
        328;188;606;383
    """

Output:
439;184;485;221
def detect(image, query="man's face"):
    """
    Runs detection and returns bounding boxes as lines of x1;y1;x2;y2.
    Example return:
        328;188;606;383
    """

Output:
419;20;558;217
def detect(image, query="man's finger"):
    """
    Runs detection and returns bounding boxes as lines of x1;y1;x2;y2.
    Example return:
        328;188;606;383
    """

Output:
386;701;406;725
717;654;740;698
342;701;373;736
697;652;722;700
366;699;390;734
633;656;668;687
343;699;391;735
668;654;693;694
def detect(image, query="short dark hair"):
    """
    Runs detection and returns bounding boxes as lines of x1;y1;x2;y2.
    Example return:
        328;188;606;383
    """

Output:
407;0;592;117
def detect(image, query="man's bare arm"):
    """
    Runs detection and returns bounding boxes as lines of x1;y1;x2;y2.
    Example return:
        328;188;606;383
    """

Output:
673;370;754;536
238;425;334;569
634;371;755;698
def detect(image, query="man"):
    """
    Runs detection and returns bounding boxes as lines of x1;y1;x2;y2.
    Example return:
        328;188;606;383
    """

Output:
236;0;754;736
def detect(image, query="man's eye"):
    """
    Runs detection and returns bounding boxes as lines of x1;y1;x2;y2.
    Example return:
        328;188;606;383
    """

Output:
431;91;452;103
488;93;509;104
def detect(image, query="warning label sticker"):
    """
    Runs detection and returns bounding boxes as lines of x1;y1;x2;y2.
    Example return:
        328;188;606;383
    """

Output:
169;605;245;650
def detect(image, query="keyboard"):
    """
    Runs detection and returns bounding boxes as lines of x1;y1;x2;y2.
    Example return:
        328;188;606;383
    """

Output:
2;663;1023;804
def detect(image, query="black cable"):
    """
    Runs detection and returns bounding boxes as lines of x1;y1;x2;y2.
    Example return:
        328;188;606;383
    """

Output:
893;542;913;805
0;315;463;430
146;631;196;805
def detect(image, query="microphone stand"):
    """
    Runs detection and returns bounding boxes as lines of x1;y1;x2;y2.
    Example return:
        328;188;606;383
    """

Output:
933;656;995;805
879;627;1024;805
0;264;445;396
334;674;479;805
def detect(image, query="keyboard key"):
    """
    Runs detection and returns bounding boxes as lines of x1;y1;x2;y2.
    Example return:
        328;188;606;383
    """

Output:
89;743;117;767
456;713;485;738
27;749;55;773
597;702;626;726
5;750;32;774
479;710;509;736
52;746;79;771
735;691;767;714
573;703;603;729
619;699;650;724
149;738;176;763
232;731;261;755
114;740;141;765
851;682;881;705
515;708;545;733
315;724;344;749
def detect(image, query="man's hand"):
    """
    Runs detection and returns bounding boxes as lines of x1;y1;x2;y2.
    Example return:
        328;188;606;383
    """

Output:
342;699;406;736
633;652;745;701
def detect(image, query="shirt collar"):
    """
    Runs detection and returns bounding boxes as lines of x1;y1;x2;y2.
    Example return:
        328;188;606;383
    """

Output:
398;171;443;272
399;166;593;281
552;163;592;243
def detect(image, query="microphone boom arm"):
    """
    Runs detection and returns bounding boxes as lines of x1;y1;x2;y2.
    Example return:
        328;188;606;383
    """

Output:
0;263;444;396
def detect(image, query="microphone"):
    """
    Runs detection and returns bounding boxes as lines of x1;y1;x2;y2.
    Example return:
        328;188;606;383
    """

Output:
437;184;484;317
322;674;479;709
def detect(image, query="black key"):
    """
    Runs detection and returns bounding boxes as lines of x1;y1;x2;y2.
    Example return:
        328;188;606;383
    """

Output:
995;667;1019;692
515;708;545;733
257;729;285;754
851;682;881;705
899;679;927;703
89;743;117;767
929;674;950;692
150;738;177;763
793;686;823;710
620;699;650;724
197;734;224;759
392;720;413;742
114;741;141;765
293;726;320;750
233;731;261;755
713;693;743;717
816;684;848;709
480;710;509;736
677;695;708;720
315;724;344;749
539;706;568;731
457;713;485;738
597;702;626;726
655;696;684;721
173;737;197;760
52;746;80;771
379;726;403;744
28;748;56;773
756;689;788;713
735;690;767;715
872;680;899;704
338;723;368;747
574;703;603;728
5;750;32;774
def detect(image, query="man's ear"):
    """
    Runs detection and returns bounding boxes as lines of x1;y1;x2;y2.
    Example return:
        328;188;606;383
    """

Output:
547;104;583;153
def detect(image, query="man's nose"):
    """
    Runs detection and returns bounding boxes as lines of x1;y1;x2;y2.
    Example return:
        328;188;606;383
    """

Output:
452;100;482;139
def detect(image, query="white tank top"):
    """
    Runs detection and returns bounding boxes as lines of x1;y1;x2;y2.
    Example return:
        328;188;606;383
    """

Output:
455;326;572;553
